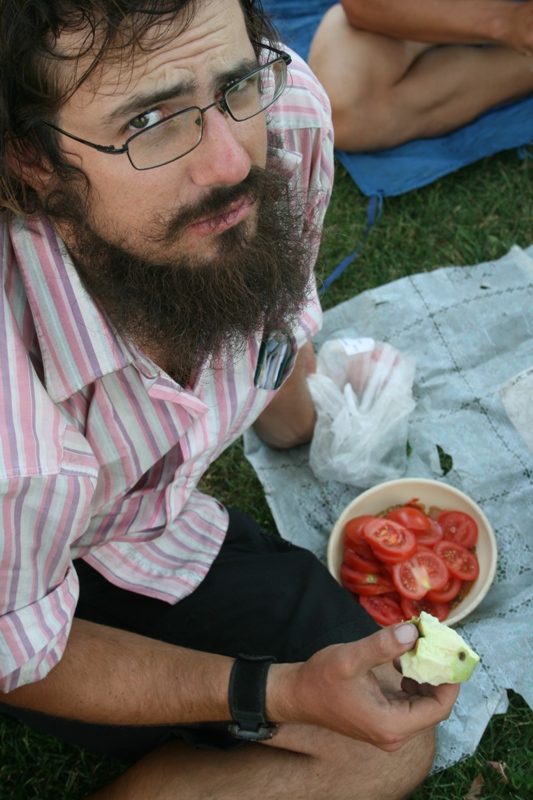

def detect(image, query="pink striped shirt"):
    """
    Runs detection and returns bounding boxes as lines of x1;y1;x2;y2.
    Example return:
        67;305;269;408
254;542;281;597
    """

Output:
0;51;333;692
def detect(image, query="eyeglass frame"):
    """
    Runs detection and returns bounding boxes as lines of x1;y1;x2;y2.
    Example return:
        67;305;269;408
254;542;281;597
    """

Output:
40;43;292;171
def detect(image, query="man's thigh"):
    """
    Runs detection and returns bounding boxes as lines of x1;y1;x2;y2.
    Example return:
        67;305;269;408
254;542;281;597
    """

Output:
0;509;377;761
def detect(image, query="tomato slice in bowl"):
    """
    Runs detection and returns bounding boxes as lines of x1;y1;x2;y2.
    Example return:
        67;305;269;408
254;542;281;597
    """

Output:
434;540;480;581
386;506;431;531
400;596;450;623
340;563;396;595
414;518;444;547
360;594;405;626
343;546;383;574
391;558;428;600
426;575;463;602
345;515;377;544
414;550;449;591
362;519;417;562
391;551;449;599
437;511;478;548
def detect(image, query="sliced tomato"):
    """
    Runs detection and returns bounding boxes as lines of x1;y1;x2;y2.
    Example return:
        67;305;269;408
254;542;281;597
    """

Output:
391;551;448;599
400;597;450;623
391;558;428;600
386;506;431;531
344;515;377;544
368;548;413;565
437;511;478;548
434;540;480;581
340;563;396;595
343;546;383;574
426;575;463;602
414;550;449;591
343;535;376;559
379;591;404;605
362;518;417;562
340;564;382;585
344;535;381;560
360;594;405;626
355;583;398;596
414;518;444;547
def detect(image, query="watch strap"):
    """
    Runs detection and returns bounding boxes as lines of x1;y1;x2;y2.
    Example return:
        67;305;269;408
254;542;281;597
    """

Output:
228;654;278;741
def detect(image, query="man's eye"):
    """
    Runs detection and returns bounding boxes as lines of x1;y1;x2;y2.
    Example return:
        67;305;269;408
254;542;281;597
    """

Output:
232;74;260;94
128;109;163;132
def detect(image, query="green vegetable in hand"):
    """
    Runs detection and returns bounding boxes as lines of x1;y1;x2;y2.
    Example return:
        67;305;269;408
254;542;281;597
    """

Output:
399;611;480;685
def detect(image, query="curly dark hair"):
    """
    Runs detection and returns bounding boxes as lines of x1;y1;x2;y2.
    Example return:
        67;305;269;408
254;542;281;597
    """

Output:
0;0;279;215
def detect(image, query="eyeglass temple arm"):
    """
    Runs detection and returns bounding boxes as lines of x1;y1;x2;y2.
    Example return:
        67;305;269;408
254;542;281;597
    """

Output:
42;121;128;155
251;40;292;66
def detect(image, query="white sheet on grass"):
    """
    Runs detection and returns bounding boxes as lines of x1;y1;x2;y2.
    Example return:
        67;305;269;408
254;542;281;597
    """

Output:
244;244;533;772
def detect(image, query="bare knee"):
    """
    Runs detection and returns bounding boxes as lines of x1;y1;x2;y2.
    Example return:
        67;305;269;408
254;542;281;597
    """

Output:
315;727;435;800
308;6;429;151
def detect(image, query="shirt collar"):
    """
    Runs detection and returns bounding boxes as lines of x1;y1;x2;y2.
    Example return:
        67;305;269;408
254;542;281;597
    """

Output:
10;213;160;403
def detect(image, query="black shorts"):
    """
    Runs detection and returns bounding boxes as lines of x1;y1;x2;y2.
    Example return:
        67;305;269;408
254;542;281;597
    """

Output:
0;508;378;762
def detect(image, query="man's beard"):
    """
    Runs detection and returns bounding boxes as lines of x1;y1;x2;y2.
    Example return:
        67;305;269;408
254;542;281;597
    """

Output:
43;153;316;387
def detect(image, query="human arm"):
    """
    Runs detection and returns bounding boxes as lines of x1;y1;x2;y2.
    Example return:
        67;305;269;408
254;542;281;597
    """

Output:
252;340;317;449
340;0;533;54
1;618;235;725
2;617;458;751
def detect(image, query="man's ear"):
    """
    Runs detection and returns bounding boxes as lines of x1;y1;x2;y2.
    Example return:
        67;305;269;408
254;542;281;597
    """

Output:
6;136;55;193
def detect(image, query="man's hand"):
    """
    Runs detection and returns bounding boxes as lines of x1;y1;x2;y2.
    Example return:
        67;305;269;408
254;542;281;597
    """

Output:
252;341;317;449
267;622;460;751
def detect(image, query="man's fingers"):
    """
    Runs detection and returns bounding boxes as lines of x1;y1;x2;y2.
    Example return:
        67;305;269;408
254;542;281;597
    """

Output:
352;622;419;674
390;679;460;736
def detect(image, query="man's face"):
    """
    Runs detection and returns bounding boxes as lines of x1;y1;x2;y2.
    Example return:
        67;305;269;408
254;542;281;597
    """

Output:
39;0;314;386
52;0;268;262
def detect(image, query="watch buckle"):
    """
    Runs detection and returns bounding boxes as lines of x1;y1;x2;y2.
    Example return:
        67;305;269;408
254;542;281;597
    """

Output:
228;722;279;742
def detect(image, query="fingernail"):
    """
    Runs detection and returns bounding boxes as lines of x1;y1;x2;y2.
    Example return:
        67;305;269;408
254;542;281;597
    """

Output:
395;623;418;645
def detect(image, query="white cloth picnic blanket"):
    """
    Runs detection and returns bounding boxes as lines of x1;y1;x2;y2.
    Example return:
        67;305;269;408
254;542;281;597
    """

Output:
244;244;533;771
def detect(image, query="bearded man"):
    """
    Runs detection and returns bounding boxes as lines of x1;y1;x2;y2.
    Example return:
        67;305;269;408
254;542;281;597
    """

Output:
0;1;458;798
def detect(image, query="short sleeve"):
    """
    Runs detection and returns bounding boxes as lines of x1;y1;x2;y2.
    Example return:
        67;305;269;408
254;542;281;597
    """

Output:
0;474;91;692
0;565;78;692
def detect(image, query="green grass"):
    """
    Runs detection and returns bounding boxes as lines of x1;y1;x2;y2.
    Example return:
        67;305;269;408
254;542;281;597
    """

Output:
1;148;532;797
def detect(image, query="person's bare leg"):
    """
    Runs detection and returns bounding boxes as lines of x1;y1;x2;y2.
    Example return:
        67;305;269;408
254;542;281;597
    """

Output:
308;4;533;151
87;724;434;800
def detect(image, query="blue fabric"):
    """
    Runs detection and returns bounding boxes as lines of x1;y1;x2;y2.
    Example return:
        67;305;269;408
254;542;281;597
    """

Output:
265;0;533;197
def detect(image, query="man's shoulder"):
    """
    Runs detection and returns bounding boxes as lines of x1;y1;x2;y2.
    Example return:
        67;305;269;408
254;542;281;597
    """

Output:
268;46;332;134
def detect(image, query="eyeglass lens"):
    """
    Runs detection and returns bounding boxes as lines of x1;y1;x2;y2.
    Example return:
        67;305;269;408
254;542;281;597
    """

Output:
128;59;287;170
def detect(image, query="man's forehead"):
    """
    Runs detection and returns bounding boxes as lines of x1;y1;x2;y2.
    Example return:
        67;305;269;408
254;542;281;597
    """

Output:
58;0;250;108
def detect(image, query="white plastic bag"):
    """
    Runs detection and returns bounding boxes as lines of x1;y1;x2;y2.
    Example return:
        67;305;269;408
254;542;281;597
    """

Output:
307;334;416;488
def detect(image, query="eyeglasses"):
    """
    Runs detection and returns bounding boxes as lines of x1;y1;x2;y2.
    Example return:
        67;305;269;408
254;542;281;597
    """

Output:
41;44;292;171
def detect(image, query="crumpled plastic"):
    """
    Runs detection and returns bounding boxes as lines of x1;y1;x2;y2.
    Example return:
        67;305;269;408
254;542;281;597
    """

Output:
307;334;416;488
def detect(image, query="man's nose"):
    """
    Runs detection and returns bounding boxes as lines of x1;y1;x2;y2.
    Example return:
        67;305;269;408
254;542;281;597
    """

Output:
187;106;254;188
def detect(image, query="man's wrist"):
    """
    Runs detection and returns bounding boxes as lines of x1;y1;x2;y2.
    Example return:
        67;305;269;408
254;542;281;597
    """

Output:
228;655;278;740
264;661;302;725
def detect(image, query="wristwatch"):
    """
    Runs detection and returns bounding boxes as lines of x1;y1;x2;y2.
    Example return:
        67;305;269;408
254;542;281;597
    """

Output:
228;654;279;741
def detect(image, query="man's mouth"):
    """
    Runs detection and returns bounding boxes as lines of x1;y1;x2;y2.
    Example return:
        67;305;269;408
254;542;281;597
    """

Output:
187;195;255;238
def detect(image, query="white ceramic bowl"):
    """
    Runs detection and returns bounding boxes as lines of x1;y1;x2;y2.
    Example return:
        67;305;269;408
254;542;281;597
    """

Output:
327;478;498;626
